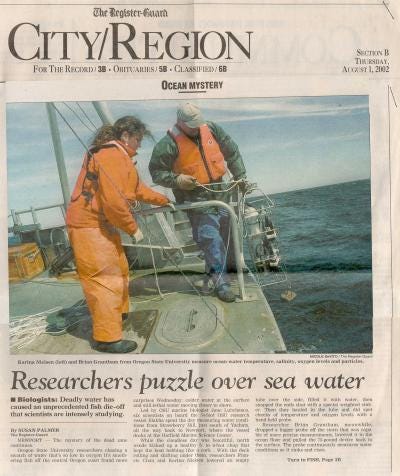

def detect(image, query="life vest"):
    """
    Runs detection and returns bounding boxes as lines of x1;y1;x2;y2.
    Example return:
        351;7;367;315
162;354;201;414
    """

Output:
70;142;118;204
67;140;168;233
169;124;226;184
70;140;134;206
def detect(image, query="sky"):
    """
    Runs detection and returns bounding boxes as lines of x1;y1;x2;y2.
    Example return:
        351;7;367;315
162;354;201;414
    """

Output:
7;96;370;227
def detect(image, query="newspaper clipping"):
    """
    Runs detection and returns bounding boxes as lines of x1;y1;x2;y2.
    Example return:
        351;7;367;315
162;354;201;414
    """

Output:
0;1;399;475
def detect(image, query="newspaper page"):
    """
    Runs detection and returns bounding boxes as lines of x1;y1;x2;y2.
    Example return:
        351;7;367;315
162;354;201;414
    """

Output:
0;1;399;475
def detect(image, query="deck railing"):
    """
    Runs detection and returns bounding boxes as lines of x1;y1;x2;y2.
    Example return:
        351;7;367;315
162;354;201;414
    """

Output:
9;200;248;300
9;203;66;245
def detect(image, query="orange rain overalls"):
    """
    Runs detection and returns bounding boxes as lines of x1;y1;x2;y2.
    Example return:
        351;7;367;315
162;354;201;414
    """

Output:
66;140;169;343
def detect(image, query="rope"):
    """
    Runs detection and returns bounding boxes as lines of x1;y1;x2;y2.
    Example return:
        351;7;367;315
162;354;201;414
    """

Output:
77;102;99;129
18;279;81;287
10;306;62;320
10;298;88;349
51;103;93;152
140;209;165;299
196;179;243;193
61;102;96;133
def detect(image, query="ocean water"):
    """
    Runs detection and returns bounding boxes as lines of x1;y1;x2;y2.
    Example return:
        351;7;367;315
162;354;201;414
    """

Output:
260;179;372;354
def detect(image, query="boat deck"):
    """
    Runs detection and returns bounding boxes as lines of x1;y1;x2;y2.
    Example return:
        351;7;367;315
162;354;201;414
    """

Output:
9;269;286;355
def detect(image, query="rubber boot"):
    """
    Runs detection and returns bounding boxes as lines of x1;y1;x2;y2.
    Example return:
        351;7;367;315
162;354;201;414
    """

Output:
93;339;137;353
215;284;236;303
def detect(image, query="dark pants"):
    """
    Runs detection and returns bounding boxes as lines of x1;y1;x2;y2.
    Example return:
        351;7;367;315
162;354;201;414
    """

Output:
188;209;233;288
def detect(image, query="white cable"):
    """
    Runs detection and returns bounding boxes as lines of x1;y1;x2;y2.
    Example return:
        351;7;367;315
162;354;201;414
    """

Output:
139;208;164;299
10;306;63;320
133;289;201;304
195;179;242;193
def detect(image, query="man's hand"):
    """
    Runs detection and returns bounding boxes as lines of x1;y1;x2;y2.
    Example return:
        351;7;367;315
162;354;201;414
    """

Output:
238;178;255;194
131;228;144;244
176;174;198;190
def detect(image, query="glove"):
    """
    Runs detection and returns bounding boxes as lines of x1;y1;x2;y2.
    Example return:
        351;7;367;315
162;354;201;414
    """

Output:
176;174;198;191
238;178;254;194
131;228;144;244
166;202;176;212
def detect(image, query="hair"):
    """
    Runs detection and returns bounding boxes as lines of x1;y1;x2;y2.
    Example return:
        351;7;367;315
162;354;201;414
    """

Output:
91;115;152;147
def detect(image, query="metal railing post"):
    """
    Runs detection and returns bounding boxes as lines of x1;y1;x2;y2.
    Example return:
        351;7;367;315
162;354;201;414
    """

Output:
30;206;42;246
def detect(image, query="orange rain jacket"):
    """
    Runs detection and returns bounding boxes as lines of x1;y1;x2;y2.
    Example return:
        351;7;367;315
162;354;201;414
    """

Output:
66;140;169;234
66;141;169;343
169;124;227;184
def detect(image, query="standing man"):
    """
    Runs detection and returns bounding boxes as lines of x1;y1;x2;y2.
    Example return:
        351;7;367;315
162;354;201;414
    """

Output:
149;102;248;302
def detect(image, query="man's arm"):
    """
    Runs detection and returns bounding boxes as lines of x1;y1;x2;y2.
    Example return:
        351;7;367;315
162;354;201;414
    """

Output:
208;121;247;180
149;135;179;188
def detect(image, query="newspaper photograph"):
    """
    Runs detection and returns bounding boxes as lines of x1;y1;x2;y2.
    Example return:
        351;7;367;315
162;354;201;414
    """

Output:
0;1;398;475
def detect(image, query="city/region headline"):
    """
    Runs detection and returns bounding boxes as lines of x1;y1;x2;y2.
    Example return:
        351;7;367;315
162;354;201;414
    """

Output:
8;23;253;61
